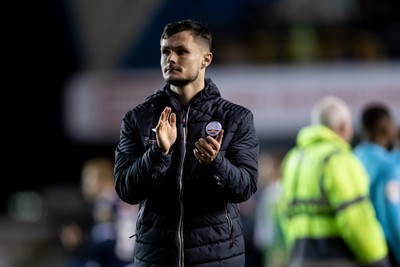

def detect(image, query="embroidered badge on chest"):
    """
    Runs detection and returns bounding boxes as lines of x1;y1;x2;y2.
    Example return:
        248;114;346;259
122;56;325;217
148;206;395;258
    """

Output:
205;121;222;137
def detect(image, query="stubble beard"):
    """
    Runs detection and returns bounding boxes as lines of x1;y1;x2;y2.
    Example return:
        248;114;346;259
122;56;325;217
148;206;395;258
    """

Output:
165;71;199;87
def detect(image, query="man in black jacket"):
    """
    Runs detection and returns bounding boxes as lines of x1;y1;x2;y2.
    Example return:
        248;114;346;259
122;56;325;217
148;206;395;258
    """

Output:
114;19;259;267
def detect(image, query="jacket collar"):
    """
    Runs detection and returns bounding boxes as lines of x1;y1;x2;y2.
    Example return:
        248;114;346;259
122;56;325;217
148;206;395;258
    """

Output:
160;78;221;109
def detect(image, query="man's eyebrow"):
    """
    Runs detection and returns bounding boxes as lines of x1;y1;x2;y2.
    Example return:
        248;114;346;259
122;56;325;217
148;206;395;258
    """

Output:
161;43;187;49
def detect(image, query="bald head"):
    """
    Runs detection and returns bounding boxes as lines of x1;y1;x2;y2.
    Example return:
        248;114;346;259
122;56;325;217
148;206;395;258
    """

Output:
311;95;353;142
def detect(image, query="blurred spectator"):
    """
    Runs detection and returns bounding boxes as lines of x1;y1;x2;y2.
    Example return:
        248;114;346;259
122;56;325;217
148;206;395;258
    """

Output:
278;95;391;267
390;126;400;171
58;157;138;267
239;151;283;267
253;151;287;267
354;103;400;267
239;191;262;267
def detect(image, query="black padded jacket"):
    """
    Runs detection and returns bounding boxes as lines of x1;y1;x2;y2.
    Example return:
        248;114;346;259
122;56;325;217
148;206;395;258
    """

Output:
114;78;259;267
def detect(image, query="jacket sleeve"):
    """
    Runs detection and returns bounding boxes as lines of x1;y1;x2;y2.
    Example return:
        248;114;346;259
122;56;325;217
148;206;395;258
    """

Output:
209;109;259;203
325;153;389;265
114;110;171;205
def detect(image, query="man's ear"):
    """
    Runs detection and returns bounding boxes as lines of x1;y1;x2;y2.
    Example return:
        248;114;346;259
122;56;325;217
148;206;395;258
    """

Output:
378;118;391;137
202;52;213;68
336;121;352;143
337;122;346;139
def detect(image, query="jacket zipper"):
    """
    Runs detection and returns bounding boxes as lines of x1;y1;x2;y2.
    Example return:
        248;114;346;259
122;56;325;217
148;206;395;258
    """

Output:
178;105;190;267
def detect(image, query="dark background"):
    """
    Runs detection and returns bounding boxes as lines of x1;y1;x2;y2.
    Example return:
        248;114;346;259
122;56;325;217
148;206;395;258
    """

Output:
5;0;400;212
5;1;114;212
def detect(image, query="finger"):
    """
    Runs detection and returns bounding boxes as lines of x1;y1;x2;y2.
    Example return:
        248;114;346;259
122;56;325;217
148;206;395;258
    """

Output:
193;148;205;159
169;112;176;126
198;139;214;155
164;107;172;120
205;137;218;151
160;107;170;121
159;109;166;122
215;129;224;144
195;141;208;156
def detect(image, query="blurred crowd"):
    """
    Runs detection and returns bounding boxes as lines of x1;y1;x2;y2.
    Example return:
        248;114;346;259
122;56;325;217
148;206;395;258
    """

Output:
58;157;138;267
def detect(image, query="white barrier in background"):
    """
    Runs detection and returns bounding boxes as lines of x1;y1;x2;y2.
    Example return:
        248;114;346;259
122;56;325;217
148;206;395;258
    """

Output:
64;63;400;144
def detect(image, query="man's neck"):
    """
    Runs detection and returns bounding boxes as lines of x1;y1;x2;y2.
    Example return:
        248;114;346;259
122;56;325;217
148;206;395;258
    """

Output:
367;136;390;150
170;80;205;105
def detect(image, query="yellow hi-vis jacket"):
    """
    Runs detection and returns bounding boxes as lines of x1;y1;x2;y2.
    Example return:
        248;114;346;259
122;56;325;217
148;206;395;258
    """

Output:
278;125;389;267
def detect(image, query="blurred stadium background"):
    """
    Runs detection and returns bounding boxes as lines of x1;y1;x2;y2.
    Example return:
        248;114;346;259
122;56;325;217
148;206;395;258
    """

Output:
4;0;400;266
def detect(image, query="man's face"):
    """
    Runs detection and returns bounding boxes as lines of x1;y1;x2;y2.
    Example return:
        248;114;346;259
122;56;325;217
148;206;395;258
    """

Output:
160;31;208;86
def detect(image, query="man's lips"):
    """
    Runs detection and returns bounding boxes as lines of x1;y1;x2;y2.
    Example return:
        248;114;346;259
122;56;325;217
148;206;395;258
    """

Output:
165;67;180;73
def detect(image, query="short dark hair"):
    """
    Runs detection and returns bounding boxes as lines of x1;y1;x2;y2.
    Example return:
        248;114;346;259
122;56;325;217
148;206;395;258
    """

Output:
361;103;391;134
160;19;212;50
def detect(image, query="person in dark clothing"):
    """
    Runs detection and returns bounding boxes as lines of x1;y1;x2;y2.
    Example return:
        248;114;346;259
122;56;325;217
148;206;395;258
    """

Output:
114;19;259;267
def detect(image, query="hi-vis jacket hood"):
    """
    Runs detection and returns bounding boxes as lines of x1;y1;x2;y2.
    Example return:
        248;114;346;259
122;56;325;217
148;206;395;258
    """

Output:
296;124;350;151
114;78;259;267
279;124;389;267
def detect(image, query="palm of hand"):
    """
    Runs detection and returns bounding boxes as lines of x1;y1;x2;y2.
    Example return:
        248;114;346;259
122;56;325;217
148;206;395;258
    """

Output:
156;107;177;153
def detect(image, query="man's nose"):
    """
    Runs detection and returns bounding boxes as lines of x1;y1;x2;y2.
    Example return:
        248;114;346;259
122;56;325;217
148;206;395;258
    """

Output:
167;52;176;62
